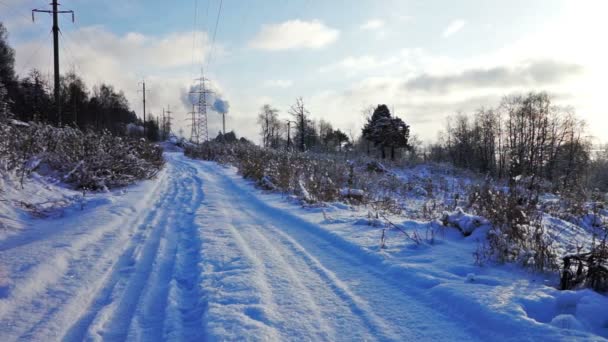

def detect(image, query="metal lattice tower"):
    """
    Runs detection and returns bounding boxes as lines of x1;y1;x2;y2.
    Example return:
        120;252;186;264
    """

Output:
188;104;199;144
190;71;214;144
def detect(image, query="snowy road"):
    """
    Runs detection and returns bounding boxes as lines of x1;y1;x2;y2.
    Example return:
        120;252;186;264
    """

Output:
0;153;542;341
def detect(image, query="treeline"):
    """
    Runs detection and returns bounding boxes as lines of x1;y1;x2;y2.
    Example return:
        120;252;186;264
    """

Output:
256;99;412;161
0;23;161;140
428;92;607;192
0;23;164;190
256;98;353;154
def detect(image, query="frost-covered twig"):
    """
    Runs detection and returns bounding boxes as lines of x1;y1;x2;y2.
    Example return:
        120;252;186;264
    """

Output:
378;212;422;246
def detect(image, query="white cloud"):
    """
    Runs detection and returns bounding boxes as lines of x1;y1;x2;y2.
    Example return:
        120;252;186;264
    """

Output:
442;20;465;38
264;79;293;88
308;43;592;143
249;20;339;50
396;15;414;23
320;55;399;74
13;26;224;139
360;19;384;31
403;60;584;93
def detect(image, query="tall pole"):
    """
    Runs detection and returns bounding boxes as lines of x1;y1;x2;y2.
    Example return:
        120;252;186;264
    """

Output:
139;81;147;138
143;82;146;136
222;111;226;135
32;1;74;125
165;105;173;139
300;112;305;152
162;107;165;139
287;121;291;149
286;120;292;149
52;0;60;125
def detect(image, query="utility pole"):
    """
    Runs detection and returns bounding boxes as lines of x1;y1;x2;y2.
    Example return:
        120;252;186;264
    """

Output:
162;107;165;140
300;111;305;152
138;81;149;138
165;105;173;139
285;120;296;150
32;0;75;126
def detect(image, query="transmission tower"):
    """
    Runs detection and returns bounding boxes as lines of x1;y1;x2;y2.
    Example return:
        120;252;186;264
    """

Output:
165;105;173;135
189;71;214;143
187;104;199;144
162;105;173;140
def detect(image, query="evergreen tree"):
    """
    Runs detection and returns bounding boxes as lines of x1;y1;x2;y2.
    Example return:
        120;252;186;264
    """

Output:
0;80;9;120
362;104;410;160
0;23;15;89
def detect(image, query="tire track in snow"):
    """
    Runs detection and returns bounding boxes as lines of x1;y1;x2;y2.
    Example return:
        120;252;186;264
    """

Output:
133;161;207;341
162;162;206;341
195;162;387;341
0;168;171;342
61;163;183;341
198;204;283;340
63;157;208;342
188;158;483;341
240;208;398;341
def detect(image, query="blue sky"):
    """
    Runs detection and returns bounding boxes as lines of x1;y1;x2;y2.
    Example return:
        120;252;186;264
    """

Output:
2;0;607;143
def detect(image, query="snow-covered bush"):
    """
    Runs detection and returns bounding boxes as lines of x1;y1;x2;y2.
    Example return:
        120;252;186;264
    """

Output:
467;181;559;271
185;142;408;205
440;207;489;236
0;121;164;189
186;142;347;203
560;203;608;292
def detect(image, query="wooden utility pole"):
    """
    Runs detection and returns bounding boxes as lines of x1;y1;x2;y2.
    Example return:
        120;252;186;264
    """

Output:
285;120;296;150
138;81;148;138
32;0;74;125
300;113;305;152
287;121;291;149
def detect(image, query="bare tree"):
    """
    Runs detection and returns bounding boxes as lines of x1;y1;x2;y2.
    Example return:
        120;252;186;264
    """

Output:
438;92;591;192
257;104;280;148
289;97;310;152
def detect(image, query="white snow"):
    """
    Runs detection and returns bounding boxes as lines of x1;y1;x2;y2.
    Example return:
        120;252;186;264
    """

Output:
441;207;490;236
339;188;365;197
8;119;29;127
0;152;606;341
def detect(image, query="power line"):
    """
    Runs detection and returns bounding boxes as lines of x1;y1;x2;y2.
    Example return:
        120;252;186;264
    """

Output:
17;29;52;76
0;0;36;23
204;0;211;35
191;0;199;74
206;0;223;69
58;30;84;77
57;20;106;84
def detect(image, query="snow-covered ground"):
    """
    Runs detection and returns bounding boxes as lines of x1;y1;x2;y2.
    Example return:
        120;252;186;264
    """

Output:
0;152;606;341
